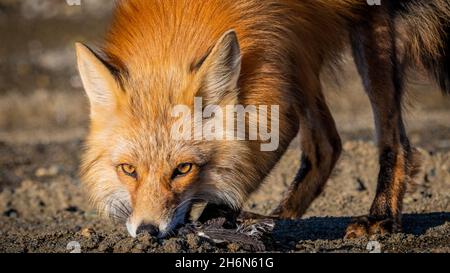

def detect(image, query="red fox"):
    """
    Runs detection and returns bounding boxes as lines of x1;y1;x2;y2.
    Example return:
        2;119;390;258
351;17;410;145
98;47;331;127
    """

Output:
76;0;450;238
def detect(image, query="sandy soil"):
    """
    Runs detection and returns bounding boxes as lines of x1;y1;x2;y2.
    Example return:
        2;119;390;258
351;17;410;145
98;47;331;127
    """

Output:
0;0;449;253
0;138;449;253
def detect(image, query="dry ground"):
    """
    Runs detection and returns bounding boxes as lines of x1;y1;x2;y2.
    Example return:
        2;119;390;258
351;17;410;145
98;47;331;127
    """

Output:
0;0;449;253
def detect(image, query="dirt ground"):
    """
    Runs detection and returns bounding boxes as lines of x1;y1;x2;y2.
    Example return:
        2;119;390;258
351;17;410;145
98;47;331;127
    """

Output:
0;139;449;253
0;1;449;253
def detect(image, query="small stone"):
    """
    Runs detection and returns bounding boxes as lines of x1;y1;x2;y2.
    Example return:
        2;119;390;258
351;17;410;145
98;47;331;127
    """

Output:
227;243;241;252
80;228;94;238
186;234;200;249
35;168;47;177
65;206;78;213
162;239;183;252
355;178;367;192
3;209;19;218
134;244;145;251
35;165;59;177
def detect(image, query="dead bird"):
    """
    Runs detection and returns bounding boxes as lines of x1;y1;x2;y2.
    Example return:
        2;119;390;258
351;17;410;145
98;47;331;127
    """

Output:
179;213;276;252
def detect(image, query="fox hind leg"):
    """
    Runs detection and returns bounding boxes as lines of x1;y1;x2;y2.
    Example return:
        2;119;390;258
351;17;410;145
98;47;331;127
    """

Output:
345;7;421;239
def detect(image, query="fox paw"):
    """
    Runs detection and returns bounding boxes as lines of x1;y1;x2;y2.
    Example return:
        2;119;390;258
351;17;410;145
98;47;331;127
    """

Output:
344;216;400;239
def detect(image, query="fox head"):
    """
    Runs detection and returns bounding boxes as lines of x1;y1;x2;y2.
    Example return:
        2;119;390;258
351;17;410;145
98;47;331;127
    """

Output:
76;30;259;237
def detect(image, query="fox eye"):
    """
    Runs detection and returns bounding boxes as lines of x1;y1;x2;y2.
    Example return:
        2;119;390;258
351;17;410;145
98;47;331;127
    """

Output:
172;163;193;179
119;164;137;179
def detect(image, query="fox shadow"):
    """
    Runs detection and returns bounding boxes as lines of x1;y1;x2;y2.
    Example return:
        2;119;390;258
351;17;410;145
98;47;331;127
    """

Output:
270;212;450;244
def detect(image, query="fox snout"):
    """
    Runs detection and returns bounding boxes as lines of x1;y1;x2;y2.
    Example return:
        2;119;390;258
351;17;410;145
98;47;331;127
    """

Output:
125;199;193;238
126;218;160;238
122;183;191;238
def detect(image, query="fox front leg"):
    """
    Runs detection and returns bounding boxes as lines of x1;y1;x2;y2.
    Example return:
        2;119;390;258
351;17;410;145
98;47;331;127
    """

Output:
274;87;342;219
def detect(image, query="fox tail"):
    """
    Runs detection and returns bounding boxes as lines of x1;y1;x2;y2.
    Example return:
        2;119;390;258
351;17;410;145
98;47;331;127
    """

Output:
399;0;450;94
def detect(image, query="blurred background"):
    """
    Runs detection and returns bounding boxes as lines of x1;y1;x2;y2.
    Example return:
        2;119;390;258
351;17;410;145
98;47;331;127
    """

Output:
1;0;449;148
0;0;114;143
0;0;449;253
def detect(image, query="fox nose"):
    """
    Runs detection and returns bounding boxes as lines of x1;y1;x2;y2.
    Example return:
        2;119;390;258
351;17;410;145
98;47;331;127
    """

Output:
126;218;160;238
136;224;159;236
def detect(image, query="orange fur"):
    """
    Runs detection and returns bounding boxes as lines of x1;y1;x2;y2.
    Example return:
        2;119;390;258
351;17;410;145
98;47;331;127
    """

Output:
77;0;450;237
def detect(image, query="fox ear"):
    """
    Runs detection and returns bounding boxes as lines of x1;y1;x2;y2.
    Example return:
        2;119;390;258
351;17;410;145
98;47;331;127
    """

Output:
196;30;241;106
75;43;120;116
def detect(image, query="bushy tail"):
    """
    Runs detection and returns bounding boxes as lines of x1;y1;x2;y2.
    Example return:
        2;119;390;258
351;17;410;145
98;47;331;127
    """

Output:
421;23;450;95
398;0;450;94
